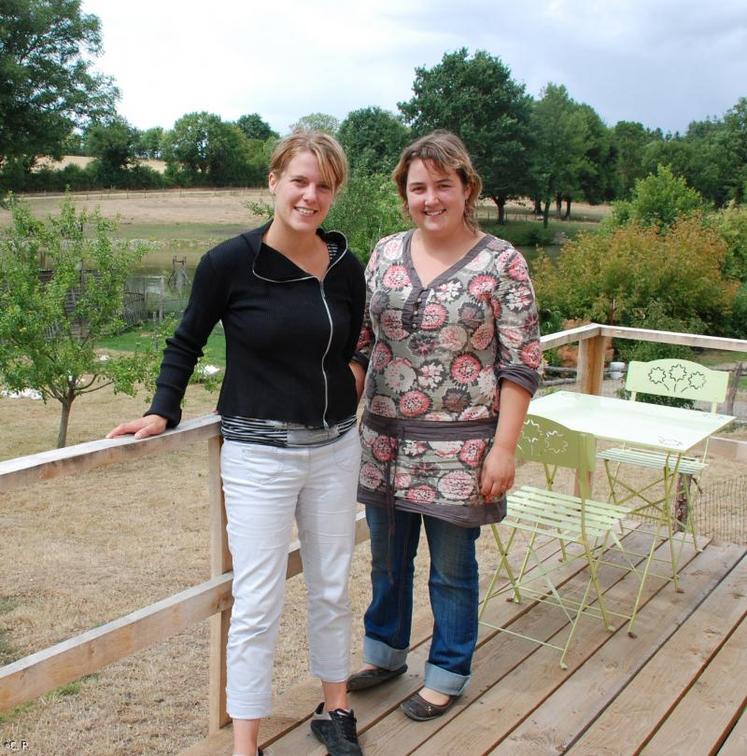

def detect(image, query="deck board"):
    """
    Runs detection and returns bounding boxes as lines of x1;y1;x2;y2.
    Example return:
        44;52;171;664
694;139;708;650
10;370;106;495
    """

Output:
180;533;747;756
568;549;746;755
639;613;747;755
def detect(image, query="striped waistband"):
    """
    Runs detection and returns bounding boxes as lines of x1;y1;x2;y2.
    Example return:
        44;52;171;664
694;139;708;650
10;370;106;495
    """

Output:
221;414;357;447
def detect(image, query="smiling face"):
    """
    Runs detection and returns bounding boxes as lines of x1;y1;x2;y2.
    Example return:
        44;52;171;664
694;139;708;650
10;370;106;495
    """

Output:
268;150;335;235
405;158;470;239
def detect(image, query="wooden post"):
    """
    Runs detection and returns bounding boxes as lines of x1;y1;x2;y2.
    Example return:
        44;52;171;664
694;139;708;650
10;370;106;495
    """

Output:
207;435;232;734
724;362;743;416
576;334;607;397
575;334;607;496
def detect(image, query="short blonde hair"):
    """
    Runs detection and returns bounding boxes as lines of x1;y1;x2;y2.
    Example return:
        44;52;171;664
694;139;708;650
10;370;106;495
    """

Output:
392;130;483;232
269;129;348;193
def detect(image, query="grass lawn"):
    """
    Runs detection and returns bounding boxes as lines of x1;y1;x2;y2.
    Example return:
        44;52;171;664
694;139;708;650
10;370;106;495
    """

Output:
98;323;227;368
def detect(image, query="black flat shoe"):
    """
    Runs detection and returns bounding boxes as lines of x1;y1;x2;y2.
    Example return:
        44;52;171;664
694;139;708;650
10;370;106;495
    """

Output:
346;664;408;691
400;691;457;721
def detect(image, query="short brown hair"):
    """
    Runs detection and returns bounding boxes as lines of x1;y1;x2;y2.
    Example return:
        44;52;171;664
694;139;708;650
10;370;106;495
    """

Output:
392;130;483;232
269;129;348;193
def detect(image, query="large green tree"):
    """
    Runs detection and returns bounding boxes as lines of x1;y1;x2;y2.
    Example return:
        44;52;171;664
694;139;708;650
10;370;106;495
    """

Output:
529;84;590;227
337;107;409;174
399;48;533;224
0;199;154;447
236;113;278;141
0;0;118;168
610;121;661;198
162;112;265;186
84;116;138;185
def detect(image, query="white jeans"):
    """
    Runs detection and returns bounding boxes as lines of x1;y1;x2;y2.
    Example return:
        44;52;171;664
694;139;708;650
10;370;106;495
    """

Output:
220;429;361;719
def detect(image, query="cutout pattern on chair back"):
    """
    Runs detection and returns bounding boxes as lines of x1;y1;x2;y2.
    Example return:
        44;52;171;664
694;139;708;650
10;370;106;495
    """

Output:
625;359;729;408
516;414;596;474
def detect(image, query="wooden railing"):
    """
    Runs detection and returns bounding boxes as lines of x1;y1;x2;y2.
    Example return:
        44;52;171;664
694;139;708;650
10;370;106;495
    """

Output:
2;323;746;732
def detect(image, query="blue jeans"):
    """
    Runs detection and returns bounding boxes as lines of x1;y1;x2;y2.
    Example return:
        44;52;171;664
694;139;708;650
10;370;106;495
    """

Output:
362;504;480;696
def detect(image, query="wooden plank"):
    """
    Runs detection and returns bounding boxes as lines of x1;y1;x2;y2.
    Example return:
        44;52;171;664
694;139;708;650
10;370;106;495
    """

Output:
180;533;588;755
719;709;747;756
540;323;601;351
0;511;370;713
639;616;747;755
495;545;747;755
0;573;232;711
0;414;221;493
208;435;231;734
598;326;747;353
405;536;704;756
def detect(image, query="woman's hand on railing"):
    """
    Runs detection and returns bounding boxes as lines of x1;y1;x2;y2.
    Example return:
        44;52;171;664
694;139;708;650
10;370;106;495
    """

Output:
106;414;168;440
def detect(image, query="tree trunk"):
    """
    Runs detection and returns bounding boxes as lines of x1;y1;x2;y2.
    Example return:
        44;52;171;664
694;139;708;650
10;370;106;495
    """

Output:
491;195;506;225
57;389;75;448
533;195;542;216
564;197;572;220
542;199;551;228
555;192;562;218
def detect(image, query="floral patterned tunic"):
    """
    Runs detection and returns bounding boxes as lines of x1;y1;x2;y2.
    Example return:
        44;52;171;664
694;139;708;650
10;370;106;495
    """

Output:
355;230;541;526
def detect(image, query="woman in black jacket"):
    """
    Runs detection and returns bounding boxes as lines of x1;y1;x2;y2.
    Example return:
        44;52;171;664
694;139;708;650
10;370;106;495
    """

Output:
109;130;366;756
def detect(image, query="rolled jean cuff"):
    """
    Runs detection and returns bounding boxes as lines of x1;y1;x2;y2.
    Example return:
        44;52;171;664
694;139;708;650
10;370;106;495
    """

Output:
424;661;471;696
226;690;272;720
363;635;409;670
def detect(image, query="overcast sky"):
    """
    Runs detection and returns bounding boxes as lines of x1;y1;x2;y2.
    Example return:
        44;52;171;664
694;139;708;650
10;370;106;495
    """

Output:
80;0;747;136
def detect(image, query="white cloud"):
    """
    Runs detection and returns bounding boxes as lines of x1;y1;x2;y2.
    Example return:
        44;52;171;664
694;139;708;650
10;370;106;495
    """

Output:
81;0;747;133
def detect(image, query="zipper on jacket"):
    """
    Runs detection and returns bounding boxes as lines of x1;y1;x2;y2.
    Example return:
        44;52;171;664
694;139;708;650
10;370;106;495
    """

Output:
318;279;334;428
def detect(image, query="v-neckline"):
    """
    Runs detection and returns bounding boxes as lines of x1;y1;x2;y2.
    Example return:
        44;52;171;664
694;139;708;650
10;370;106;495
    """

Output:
403;229;490;291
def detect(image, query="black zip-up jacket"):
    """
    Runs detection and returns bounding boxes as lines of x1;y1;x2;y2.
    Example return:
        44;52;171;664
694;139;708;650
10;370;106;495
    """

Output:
147;221;366;428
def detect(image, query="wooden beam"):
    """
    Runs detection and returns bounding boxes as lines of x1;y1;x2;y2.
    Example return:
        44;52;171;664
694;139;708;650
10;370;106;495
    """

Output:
0;573;233;711
540;323;602;351
599;325;747;353
208;436;231;734
0;415;221;494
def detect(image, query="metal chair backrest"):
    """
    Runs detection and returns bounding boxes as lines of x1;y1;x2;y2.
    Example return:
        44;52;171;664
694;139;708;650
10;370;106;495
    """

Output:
516;414;596;499
625;359;729;412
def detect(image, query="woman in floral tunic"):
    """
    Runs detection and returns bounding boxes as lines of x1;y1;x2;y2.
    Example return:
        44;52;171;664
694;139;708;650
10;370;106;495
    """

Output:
347;131;541;720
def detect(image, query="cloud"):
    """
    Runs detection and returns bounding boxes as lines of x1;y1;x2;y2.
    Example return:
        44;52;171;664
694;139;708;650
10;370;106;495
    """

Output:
82;0;747;133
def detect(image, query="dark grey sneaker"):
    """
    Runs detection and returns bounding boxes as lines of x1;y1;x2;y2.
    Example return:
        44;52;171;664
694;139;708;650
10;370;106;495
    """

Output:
310;702;362;755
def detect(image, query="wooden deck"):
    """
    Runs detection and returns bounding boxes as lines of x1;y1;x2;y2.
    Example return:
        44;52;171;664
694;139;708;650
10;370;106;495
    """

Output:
183;527;746;756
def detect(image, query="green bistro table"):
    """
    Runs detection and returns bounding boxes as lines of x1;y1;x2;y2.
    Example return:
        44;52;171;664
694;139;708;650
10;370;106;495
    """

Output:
528;390;734;457
527;390;734;622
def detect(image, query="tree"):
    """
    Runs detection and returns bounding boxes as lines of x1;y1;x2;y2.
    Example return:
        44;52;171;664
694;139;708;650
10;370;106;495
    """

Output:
162;112;264;185
236;113;278;141
610;121;660;198
134;126;165;159
289;113;340;135
533;215;737;341
84;116;138;185
0;198;156;447
324;171;404;261
529;84;590;227
0;0;118;167
337;107;409;174
399;48;533;224
609;164;706;230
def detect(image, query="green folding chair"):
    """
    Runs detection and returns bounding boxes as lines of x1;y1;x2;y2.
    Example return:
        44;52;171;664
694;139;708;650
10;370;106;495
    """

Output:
479;415;638;669
598;359;729;589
